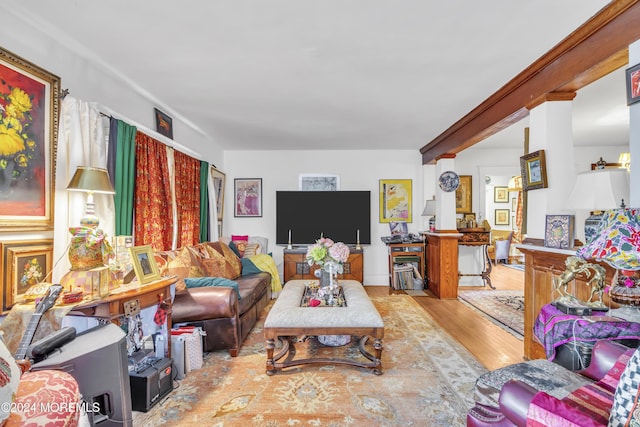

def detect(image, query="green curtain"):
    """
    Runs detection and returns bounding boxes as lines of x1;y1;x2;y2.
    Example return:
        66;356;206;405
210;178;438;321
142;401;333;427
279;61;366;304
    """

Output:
115;120;136;235
199;161;209;242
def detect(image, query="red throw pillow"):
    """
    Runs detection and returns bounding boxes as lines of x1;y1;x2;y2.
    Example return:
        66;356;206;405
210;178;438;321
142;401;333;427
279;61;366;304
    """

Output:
231;235;249;257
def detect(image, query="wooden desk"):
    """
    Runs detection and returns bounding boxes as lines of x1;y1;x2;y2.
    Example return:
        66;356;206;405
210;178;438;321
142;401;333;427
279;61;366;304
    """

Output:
69;275;177;356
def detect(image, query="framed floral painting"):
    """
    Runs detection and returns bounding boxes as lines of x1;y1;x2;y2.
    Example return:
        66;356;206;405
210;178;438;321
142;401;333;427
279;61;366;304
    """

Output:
0;46;61;231
0;239;53;311
379;179;412;223
234;178;262;217
6;244;53;308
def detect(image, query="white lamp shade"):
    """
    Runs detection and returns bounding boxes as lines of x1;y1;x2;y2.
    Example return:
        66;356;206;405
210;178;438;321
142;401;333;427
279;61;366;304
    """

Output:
566;169;630;210
421;199;437;216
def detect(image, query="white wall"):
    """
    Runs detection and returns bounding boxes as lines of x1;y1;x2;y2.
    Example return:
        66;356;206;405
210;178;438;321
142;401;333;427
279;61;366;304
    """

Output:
223;150;424;285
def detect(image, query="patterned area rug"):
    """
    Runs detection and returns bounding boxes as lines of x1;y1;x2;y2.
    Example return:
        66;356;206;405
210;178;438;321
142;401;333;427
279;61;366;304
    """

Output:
458;290;525;338
134;294;487;426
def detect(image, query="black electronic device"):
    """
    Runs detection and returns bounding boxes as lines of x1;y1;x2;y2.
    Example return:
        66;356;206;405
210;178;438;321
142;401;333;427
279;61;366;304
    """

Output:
31;323;133;426
129;357;173;412
276;191;371;245
26;326;76;362
553;300;593;316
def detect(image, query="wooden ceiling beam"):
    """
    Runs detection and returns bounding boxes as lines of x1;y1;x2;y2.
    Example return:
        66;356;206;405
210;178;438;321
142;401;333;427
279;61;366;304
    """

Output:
420;0;640;164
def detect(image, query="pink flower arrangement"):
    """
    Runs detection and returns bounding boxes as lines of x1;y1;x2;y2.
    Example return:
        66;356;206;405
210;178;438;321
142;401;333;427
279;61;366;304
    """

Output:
305;237;350;274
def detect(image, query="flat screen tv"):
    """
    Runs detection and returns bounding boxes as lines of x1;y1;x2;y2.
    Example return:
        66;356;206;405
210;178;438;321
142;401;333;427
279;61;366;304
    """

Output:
276;191;371;246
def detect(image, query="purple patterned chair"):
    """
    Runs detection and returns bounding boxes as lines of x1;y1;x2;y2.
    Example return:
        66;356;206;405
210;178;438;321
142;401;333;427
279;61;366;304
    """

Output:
467;340;636;426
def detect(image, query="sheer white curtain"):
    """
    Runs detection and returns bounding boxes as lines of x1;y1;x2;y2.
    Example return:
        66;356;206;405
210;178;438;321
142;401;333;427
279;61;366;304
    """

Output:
52;96;114;281
208;166;220;242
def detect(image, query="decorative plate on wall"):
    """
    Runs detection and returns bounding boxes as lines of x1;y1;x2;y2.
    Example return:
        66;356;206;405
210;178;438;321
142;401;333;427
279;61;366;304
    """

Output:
438;171;460;192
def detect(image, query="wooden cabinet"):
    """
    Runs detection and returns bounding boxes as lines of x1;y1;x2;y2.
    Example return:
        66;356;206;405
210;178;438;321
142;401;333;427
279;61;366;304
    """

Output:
518;244;616;360
425;232;461;299
387;242;425;289
283;247;363;283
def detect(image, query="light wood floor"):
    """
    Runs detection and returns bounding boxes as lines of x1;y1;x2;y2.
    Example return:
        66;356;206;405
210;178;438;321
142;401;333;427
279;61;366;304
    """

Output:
366;263;525;371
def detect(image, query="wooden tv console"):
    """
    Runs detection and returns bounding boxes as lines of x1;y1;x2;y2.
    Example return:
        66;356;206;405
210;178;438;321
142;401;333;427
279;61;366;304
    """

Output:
283;247;363;283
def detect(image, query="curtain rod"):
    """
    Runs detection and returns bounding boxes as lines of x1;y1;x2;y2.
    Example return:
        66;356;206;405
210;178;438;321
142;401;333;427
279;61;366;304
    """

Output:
98;103;204;160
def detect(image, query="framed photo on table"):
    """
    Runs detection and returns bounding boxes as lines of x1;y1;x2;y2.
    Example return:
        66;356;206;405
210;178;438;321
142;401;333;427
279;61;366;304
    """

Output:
544;215;575;249
129;245;160;284
0;46;61;231
234;178;262;217
520;150;548;191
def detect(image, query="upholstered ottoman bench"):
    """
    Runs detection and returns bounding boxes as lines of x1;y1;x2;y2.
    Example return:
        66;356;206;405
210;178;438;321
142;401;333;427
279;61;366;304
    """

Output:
264;280;384;375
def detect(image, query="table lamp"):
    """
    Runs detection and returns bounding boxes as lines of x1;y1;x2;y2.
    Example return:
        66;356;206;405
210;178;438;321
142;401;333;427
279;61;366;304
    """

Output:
566;168;629;243
577;208;640;321
422;196;436;232
66;166;115;228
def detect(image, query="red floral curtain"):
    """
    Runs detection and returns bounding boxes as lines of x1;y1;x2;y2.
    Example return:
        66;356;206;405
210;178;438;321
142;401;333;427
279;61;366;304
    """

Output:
134;132;173;251
174;150;201;247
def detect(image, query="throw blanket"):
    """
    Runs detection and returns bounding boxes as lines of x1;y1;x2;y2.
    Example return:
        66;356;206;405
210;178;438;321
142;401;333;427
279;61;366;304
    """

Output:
249;254;283;296
526;350;632;426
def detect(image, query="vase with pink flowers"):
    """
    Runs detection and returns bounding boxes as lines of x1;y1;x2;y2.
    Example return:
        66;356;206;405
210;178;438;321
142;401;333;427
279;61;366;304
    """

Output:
305;237;350;291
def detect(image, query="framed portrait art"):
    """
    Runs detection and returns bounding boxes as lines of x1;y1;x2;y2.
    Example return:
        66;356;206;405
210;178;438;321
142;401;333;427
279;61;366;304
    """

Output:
234;178;262;217
456;175;472;214
0;47;61;231
129;245;160;284
495;209;510;226
520;150;548;191
626;63;640;106
494;186;508;203
379;179;412;223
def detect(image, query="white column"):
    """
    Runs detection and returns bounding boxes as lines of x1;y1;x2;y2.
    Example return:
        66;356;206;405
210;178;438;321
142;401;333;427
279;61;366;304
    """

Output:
630;40;640;208
527;98;575;239
435;156;457;231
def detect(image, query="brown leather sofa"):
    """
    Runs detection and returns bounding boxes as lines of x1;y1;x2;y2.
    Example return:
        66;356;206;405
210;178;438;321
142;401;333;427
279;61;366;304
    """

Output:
155;242;272;357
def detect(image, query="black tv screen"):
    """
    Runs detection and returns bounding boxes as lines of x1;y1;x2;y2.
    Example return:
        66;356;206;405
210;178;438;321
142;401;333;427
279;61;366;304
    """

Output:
276;191;371;246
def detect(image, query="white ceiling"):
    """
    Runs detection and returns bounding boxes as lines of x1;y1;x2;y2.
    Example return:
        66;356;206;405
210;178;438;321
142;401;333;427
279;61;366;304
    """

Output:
7;0;627;151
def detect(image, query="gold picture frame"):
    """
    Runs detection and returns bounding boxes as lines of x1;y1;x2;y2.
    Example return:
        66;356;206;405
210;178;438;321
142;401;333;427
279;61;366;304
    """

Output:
129;245;161;284
494;186;509;203
495;209;510;226
7;245;53;307
0;46;61;231
379;179;412;223
456;175;472;214
520;150;548;191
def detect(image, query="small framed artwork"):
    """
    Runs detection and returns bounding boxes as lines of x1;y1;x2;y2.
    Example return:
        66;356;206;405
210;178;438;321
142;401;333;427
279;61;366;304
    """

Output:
0;46;60;231
298;174;340;191
234;178;263;217
379;179;412;223
494;186;509;203
520;150;548;191
626;63;640;106
463;213;476;222
544;215;575;249
456;175;472;214
210;166;226;221
495;209;510;226
154;108;173;139
129;245;161;284
389;221;408;236
6;245;53;307
511;197;517;212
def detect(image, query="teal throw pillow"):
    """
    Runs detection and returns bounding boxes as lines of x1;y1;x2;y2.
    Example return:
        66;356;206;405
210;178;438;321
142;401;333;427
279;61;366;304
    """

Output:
228;241;242;258
241;258;262;276
184;277;241;300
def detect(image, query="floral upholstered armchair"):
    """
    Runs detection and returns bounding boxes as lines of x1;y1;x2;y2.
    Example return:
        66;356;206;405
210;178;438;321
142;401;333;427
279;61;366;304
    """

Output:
0;336;83;426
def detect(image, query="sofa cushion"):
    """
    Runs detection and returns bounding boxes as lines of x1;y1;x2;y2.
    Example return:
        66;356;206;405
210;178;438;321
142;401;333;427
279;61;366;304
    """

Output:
241;258;262;276
231;235;249;257
609;347;640;426
237;273;269;315
205;242;242;279
184;277;241;300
